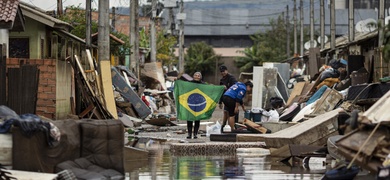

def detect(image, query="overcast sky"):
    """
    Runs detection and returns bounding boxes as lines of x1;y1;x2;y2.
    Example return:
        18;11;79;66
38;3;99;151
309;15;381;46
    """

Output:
20;0;209;11
20;0;133;10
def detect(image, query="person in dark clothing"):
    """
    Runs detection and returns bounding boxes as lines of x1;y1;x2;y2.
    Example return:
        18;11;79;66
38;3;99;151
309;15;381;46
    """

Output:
222;81;253;131
218;65;238;131
187;72;204;139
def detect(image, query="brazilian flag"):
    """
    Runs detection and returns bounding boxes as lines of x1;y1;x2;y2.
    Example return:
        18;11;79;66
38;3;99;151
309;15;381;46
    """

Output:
174;80;224;121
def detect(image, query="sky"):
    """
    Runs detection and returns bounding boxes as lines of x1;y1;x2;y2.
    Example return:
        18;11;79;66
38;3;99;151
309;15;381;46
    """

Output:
21;0;132;11
20;0;210;11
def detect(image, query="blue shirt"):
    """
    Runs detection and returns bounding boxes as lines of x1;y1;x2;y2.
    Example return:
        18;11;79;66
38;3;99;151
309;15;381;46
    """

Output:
223;82;247;104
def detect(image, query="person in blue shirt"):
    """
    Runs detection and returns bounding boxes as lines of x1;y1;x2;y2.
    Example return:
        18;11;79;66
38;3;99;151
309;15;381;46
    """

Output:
222;81;253;131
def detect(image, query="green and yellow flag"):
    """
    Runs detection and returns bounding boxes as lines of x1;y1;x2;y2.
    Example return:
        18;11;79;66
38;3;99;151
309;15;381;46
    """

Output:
174;80;224;121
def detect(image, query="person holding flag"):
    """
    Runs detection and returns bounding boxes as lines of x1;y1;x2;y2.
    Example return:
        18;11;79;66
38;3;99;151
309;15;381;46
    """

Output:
174;73;225;139
222;81;253;131
186;72;204;139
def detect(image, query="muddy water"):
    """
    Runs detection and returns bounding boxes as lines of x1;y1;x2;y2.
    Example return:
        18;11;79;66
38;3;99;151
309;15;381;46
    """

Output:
125;147;325;180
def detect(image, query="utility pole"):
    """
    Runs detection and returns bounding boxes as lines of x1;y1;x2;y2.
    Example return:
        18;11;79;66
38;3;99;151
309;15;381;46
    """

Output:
320;0;325;49
150;0;157;62
310;0;314;48
86;0;91;49
130;0;140;77
379;0;385;47
286;5;290;57
293;0;297;55
98;0;118;118
57;0;63;16
300;0;304;56
348;0;354;42
167;8;174;34
178;0;185;73
112;7;116;32
330;0;335;50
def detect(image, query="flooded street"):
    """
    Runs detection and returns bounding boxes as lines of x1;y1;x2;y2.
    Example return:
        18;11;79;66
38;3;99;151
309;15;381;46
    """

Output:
125;148;325;179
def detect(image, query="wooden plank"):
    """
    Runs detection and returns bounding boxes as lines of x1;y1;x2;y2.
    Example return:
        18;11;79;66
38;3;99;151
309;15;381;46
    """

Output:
7;68;21;114
69;56;111;119
86;49;103;104
0;44;6;105
286;82;306;107
243;118;268;134
78;103;95;118
237;108;343;148
100;61;118;119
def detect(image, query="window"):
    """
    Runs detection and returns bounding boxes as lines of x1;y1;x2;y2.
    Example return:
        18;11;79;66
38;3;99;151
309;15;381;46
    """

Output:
9;38;29;58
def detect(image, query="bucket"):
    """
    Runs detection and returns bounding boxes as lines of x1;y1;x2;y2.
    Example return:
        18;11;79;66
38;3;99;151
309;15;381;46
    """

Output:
252;112;262;122
244;110;252;120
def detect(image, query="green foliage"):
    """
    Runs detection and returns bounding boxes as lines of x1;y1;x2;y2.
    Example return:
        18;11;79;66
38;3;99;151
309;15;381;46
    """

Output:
156;32;177;66
59;5;98;39
235;15;311;72
184;41;220;76
383;23;390;63
110;31;132;58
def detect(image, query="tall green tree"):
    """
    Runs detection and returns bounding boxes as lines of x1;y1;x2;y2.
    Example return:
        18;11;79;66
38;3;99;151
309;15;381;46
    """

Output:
60;6;131;61
156;33;177;66
184;41;220;76
235;15;311;72
59;5;98;39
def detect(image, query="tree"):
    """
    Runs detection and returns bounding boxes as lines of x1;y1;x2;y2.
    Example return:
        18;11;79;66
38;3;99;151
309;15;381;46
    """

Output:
139;28;177;66
59;5;98;39
184;41;220;76
235;15;311;72
156;33;177;66
60;6;131;61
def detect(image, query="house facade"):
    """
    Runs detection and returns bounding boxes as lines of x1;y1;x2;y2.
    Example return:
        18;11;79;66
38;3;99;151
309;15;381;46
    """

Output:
1;1;94;119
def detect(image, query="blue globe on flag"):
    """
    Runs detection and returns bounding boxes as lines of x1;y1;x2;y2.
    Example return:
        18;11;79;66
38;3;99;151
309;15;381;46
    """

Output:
187;93;206;112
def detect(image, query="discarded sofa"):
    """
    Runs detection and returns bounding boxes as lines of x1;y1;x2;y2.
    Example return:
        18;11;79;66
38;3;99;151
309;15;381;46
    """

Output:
12;119;124;179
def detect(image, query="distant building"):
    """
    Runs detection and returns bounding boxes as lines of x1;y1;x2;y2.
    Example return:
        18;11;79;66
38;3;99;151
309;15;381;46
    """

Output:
332;0;390;10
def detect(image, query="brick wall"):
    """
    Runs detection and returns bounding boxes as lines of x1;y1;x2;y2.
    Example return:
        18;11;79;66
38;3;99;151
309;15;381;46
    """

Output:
6;58;56;119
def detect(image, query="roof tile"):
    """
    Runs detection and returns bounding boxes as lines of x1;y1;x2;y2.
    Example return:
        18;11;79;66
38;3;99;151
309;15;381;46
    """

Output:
0;0;20;23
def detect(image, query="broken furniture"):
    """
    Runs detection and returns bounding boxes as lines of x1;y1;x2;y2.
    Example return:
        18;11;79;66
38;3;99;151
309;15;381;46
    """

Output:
236;108;343;148
12;119;124;179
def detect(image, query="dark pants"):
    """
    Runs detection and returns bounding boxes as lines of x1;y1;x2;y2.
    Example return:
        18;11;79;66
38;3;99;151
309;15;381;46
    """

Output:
187;120;200;136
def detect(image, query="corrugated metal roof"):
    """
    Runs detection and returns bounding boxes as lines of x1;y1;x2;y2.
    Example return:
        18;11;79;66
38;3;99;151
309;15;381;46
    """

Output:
320;30;377;53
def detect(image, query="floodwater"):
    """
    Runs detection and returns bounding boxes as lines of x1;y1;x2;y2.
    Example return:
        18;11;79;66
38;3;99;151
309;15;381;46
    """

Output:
125;146;325;180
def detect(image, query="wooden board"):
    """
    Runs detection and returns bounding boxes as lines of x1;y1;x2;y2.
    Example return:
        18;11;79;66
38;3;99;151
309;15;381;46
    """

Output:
243;118;269;134
111;67;151;119
286;82;306;106
237;108;343;148
100;61;118;119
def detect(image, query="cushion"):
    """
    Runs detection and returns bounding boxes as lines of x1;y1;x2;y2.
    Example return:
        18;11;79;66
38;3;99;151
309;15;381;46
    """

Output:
56;157;123;179
79;120;124;174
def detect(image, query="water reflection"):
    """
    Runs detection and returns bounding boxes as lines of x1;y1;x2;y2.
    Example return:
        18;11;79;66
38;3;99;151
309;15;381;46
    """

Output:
126;148;324;180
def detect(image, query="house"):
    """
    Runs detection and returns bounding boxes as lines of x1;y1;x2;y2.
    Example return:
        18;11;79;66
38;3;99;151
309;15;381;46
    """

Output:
0;0;98;119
